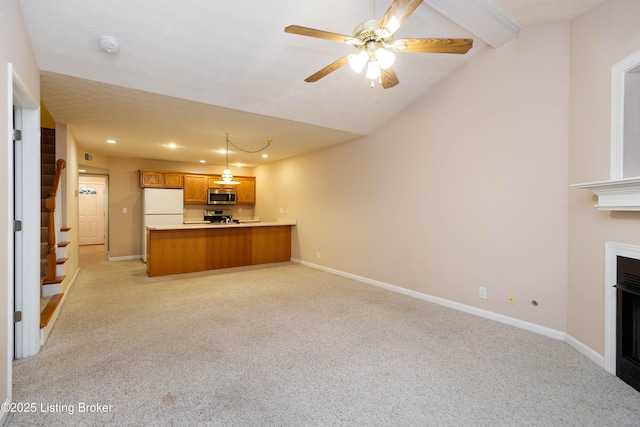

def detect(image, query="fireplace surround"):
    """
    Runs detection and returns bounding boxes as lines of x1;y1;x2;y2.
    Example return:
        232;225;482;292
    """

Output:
615;256;640;391
605;242;640;390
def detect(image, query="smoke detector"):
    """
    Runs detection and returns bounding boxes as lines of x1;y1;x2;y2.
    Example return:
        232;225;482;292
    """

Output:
99;36;119;54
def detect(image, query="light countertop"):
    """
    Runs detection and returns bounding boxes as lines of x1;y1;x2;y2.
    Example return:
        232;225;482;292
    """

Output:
147;219;296;231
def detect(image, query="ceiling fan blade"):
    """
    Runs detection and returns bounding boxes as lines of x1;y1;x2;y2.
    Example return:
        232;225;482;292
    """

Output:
381;67;400;89
285;25;359;44
376;0;423;38
304;54;356;83
393;38;473;54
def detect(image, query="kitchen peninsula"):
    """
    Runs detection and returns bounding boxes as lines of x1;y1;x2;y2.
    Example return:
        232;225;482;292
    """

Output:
145;220;296;277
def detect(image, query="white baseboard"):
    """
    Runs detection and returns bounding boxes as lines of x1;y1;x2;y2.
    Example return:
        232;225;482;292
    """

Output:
292;258;568;342
108;255;142;262
565;334;605;369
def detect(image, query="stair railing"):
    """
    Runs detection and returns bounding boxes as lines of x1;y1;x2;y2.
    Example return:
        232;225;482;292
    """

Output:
44;159;66;282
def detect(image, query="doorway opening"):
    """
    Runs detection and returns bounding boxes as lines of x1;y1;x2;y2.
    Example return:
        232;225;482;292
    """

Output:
78;175;107;248
10;64;41;365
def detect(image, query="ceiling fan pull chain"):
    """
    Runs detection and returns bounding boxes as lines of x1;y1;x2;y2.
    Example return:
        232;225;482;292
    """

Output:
372;0;375;20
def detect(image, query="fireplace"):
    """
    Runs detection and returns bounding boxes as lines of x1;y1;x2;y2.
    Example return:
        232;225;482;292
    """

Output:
615;256;640;392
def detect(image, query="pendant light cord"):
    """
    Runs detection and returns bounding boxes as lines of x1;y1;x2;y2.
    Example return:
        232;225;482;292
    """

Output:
226;133;272;154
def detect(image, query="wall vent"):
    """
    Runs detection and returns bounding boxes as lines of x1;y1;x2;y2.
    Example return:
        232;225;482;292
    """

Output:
84;152;94;162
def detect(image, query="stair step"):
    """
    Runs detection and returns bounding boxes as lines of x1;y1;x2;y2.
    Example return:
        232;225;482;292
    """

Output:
40;163;56;176
40;293;63;329
60;227;71;232
42;275;65;285
41;153;56;165
56;258;68;265
58;241;70;248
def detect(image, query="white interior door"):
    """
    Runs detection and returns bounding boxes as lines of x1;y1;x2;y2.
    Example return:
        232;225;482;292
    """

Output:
78;180;105;245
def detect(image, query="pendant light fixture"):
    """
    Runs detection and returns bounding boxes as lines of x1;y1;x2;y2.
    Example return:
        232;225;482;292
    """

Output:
213;134;273;185
214;134;240;185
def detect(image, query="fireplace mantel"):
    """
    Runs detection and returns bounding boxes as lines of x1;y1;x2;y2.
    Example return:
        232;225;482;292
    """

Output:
571;177;640;211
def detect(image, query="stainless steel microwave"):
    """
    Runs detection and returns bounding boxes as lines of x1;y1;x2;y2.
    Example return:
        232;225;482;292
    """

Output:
207;188;236;205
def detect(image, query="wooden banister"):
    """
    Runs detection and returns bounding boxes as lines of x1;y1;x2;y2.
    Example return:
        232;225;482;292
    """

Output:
45;159;66;283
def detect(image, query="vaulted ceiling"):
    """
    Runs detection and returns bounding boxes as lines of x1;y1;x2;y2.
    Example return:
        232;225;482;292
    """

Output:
19;0;603;168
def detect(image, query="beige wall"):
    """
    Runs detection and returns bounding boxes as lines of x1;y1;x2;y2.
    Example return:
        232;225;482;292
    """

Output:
82;153;253;258
256;22;571;332
567;0;640;355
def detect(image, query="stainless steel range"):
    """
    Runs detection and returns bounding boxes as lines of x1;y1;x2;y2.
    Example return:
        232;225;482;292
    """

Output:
203;209;238;224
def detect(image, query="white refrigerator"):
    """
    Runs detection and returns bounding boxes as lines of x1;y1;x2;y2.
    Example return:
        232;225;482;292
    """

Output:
142;188;184;262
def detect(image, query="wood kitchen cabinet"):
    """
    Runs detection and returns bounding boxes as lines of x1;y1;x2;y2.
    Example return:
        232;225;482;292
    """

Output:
209;175;256;205
146;224;291;276
183;174;208;204
140;169;256;204
139;170;164;188
235;176;256;205
139;170;183;188
162;173;183;188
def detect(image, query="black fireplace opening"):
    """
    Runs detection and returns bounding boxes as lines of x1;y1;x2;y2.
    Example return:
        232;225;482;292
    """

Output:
615;256;640;392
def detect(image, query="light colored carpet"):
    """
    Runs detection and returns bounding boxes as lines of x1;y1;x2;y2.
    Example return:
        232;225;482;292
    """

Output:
7;245;640;426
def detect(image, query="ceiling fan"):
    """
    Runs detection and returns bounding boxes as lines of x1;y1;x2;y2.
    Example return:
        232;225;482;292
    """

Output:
284;0;473;88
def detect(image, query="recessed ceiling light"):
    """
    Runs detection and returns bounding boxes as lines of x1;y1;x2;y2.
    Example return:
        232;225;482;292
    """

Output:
218;149;227;154
199;160;206;163
78;169;86;173
107;139;116;144
168;143;177;149
262;154;268;158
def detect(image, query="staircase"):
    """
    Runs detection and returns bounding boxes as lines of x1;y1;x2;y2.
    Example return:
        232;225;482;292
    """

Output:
40;128;55;281
39;128;68;328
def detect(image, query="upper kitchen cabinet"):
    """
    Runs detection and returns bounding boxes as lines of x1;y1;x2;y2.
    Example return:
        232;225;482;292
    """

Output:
139;170;183;188
163;173;183;188
209;175;256;205
235;176;256;205
183;174;208;204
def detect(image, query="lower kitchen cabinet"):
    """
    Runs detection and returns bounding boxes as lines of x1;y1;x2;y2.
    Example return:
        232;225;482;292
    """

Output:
146;225;292;276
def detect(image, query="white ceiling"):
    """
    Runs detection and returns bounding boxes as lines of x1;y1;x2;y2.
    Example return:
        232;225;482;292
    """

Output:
19;0;602;168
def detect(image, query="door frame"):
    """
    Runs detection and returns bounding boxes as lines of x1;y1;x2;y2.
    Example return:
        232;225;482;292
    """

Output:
9;63;41;371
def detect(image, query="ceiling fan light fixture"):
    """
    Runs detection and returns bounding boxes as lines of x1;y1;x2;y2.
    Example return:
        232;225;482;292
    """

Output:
387;16;401;35
392;40;407;51
348;51;368;73
366;60;381;80
376;48;395;69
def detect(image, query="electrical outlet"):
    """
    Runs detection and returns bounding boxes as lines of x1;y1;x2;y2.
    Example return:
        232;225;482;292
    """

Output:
507;293;516;306
479;287;488;299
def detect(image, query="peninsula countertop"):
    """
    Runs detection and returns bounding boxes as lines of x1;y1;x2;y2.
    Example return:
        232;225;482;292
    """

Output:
145;219;295;276
146;218;296;231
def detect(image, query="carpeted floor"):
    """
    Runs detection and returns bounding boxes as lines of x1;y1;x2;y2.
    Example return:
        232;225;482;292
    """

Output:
7;245;640;426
